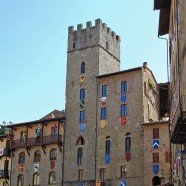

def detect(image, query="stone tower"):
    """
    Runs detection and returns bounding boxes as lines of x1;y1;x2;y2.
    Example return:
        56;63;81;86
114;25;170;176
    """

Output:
64;19;120;185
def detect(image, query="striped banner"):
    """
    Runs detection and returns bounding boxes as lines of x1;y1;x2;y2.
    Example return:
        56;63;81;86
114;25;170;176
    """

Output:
125;152;131;161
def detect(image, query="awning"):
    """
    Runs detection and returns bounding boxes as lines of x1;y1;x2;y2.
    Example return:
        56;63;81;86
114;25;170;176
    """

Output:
171;117;186;144
158;7;170;36
154;0;171;36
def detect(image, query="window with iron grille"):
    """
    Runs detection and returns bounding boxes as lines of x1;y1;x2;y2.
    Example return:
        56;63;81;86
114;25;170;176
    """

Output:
80;111;86;122
153;128;159;139
153;152;159;163
101;107;107;120
121;104;127;116
77;147;83;165
121;81;127;93
102;85;109;97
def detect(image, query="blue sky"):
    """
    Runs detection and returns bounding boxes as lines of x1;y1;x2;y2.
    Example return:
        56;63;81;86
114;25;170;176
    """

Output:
0;0;168;123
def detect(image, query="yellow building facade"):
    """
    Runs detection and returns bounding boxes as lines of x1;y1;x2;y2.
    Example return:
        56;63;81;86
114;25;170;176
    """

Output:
0;134;11;186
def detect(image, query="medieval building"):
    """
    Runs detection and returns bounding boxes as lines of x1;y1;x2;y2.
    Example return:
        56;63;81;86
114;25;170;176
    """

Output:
64;19;171;186
154;0;186;185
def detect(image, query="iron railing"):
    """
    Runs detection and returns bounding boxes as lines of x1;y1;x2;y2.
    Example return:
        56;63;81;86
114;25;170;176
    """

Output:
7;134;62;149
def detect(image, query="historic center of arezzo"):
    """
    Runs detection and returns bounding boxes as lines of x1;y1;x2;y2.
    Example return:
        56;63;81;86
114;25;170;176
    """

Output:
0;0;186;186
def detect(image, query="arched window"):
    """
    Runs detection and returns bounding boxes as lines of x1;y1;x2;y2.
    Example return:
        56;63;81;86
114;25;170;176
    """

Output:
77;147;83;165
76;136;85;165
125;133;131;153
50;148;57;160
76;136;85;146
34;150;41;162
73;42;76;49
33;173;40;186
81;62;85;74
49;171;56;184
18;152;25;164
17;174;24;186
105;136;111;155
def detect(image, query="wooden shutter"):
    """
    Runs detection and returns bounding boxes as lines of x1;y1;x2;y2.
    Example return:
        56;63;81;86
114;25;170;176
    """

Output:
153;153;159;163
165;151;170;163
153;128;159;139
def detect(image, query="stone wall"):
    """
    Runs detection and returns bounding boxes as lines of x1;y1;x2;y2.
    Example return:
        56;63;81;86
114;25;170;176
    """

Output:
64;19;120;185
143;122;170;186
11;145;63;186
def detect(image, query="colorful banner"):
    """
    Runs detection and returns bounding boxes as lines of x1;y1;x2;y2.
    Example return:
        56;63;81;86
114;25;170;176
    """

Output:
125;152;131;161
80;75;85;83
100;97;106;105
34;164;39;172
18;164;24;173
121;116;127;126
80;123;86;132
121;94;127;102
105;154;110;164
100;120;107;128
35;128;41;138
153;164;159;174
50;160;56;170
153;140;159;149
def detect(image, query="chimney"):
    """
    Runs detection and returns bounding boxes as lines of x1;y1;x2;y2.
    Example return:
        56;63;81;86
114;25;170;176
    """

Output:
143;62;148;69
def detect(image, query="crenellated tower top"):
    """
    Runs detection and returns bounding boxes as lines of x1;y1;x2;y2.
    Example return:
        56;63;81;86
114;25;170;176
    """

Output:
67;18;120;61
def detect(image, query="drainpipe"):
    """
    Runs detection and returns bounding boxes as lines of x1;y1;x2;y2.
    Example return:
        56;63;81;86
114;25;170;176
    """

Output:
157;36;172;181
95;78;99;182
62;120;66;186
158;36;169;82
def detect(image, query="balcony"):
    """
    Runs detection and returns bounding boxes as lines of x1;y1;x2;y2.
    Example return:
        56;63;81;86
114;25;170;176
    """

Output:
7;134;62;149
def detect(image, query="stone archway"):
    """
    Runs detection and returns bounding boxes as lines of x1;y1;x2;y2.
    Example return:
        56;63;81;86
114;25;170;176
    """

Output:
152;176;161;186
